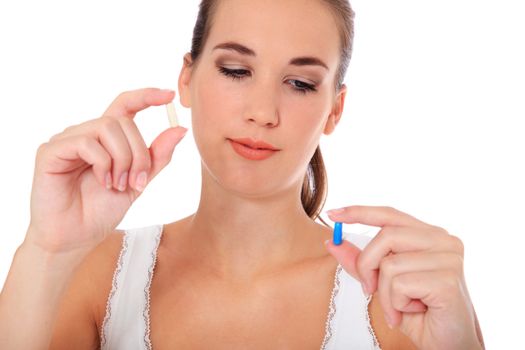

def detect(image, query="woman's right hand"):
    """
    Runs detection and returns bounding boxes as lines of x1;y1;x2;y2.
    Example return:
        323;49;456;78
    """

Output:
24;87;187;254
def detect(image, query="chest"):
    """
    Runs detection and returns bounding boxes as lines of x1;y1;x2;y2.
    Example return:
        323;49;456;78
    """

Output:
146;259;339;349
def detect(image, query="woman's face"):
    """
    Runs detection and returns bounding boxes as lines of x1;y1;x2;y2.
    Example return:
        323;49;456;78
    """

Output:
179;0;345;197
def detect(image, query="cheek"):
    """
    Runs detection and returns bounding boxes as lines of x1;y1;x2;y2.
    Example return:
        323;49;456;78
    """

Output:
279;98;329;174
191;76;241;143
281;95;329;142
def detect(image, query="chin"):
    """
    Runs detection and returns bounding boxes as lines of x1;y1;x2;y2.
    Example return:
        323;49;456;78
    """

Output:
198;139;304;199
213;168;284;198
202;163;297;202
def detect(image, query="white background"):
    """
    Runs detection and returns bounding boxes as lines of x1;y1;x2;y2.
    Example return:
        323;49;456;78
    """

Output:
1;0;523;347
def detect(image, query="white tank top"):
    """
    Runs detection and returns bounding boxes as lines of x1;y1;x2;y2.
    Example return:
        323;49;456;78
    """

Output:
100;225;382;350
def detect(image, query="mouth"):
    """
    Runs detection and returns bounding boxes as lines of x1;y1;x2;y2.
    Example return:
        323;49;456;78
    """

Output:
229;138;280;151
227;138;280;161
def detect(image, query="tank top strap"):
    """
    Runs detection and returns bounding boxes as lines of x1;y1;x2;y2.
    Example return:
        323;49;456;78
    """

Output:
321;231;382;350
100;224;164;350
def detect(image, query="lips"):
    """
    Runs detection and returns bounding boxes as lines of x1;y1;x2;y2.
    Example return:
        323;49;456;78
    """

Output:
228;138;280;161
229;138;280;151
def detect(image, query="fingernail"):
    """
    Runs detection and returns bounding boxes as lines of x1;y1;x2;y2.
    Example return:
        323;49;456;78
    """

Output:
326;208;345;216
118;171;128;192
324;239;330;246
161;89;175;94
135;171;148;192
105;172;112;190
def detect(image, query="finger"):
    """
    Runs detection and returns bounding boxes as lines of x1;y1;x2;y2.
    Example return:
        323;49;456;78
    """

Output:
49;88;176;142
147;126;188;182
357;225;459;294
96;117;133;191
48;119;99;143
377;252;462;326
326;205;430;229
324;239;364;284
391;270;464;329
38;136;112;188
103;88;175;118
117;117;152;192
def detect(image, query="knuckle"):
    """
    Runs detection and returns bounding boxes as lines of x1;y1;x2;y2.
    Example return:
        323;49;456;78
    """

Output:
36;142;48;156
116;90;131;101
117;115;131;127
355;254;368;281
100;149;112;167
116;152;133;169
99;117;120;134
451;253;465;273
49;125;74;142
442;270;461;291
391;274;406;293
48;133;60;142
383;205;397;213
448;234;465;255
379;226;394;237
77;135;93;150
63;124;75;133
132;153;151;172
379;255;397;276
431;224;449;235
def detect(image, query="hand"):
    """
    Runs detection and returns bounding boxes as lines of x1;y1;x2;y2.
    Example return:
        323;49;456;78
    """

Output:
324;205;483;350
25;88;187;254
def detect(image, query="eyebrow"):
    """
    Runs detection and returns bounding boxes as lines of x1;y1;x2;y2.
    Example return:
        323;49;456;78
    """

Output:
212;41;329;70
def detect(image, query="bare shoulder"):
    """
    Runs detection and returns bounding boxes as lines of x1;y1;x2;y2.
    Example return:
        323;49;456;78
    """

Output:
368;292;418;350
85;230;127;327
49;230;125;349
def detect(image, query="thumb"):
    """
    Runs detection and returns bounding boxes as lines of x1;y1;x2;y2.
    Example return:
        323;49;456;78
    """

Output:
148;126;188;182
325;239;365;284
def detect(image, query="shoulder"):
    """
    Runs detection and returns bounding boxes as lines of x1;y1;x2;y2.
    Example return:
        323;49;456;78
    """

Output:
84;230;127;328
68;231;127;322
50;230;126;348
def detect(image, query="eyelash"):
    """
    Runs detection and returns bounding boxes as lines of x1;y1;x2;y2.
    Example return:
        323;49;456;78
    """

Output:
217;66;317;94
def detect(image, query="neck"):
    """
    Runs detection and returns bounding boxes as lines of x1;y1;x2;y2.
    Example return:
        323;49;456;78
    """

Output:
183;168;328;282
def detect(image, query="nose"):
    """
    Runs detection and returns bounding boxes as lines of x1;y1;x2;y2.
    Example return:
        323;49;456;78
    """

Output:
243;78;280;128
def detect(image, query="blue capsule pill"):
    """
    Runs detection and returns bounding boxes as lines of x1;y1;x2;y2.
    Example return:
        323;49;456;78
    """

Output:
333;222;343;245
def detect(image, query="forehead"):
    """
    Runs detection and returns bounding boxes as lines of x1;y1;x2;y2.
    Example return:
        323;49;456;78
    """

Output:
205;0;340;69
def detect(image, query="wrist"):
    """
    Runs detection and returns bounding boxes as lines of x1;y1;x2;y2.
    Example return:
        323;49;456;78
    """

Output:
0;232;90;349
17;237;91;274
17;243;88;270
22;225;95;264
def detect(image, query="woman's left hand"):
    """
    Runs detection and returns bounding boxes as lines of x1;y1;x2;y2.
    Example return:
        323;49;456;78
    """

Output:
324;205;484;350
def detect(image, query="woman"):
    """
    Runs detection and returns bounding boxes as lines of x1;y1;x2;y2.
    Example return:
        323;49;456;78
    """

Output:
0;0;484;348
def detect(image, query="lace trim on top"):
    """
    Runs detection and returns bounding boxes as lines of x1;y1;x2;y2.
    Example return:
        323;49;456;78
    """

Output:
100;229;381;349
319;264;383;350
100;232;130;347
319;264;343;349
365;294;382;349
143;226;164;350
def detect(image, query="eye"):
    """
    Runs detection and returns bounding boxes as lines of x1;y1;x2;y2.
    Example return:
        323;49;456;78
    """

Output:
287;79;317;94
217;66;317;94
218;66;250;81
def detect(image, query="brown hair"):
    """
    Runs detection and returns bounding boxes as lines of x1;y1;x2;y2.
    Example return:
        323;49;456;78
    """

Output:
188;0;355;226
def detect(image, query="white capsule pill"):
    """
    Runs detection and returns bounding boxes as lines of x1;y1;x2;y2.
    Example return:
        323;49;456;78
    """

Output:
166;102;179;127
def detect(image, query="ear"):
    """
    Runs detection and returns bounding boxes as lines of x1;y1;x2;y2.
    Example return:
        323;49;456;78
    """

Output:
178;53;194;108
323;84;347;135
